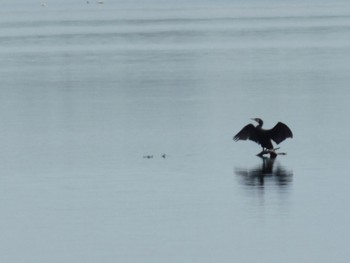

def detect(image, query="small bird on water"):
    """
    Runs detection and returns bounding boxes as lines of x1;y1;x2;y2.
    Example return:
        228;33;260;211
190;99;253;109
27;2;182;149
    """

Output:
233;118;293;158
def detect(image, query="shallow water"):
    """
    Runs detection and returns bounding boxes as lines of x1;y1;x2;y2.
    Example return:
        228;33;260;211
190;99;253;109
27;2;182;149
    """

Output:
1;1;350;262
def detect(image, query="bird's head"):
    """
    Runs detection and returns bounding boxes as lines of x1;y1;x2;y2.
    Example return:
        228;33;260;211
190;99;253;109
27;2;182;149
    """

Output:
251;118;263;127
251;118;262;124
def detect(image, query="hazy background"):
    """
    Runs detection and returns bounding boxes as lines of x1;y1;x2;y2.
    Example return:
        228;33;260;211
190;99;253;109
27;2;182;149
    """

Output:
1;1;350;262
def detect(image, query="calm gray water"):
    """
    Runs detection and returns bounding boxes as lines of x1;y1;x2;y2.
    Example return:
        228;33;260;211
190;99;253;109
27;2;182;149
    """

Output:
1;1;350;262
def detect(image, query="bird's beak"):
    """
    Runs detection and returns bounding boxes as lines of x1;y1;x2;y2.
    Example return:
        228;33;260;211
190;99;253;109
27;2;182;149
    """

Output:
251;118;256;122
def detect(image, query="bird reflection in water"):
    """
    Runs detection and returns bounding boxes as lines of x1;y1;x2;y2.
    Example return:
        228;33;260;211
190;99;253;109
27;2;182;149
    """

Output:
235;157;293;187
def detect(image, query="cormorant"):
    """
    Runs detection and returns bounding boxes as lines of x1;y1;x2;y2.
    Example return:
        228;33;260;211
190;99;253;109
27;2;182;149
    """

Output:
233;118;293;157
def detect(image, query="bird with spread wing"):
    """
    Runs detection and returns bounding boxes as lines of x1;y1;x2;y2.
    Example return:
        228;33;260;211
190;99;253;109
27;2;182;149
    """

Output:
233;118;293;157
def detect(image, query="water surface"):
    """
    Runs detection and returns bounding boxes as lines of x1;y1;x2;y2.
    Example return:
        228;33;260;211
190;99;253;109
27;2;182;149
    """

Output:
1;1;350;262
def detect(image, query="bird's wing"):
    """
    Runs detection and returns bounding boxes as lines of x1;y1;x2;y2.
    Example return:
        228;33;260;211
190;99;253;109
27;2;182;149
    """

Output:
233;124;258;143
268;122;293;144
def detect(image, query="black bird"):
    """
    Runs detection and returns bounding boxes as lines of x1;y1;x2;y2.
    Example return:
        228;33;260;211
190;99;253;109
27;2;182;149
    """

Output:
233;118;293;156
